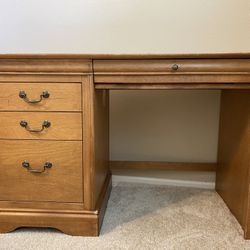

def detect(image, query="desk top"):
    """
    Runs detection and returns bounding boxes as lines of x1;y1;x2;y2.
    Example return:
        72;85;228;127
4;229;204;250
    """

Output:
0;53;250;59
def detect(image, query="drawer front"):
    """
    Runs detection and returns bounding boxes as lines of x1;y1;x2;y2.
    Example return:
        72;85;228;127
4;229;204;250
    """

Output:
94;59;250;73
0;140;83;203
0;83;82;111
94;59;250;85
0;112;82;140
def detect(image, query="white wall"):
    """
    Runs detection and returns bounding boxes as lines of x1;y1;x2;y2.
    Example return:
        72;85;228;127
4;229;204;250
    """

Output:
0;0;249;164
110;90;221;162
0;0;249;54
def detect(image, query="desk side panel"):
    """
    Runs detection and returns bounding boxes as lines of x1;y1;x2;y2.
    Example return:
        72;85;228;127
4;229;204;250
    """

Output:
216;90;250;238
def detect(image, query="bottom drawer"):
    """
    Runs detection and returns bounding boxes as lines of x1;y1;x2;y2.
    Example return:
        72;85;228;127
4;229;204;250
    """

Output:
0;140;83;203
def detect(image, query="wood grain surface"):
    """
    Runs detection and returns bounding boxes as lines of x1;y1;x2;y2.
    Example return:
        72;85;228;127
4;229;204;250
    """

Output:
0;112;82;140
0;53;250;59
216;90;250;238
94;59;250;73
110;161;216;171
0;59;92;72
0;140;83;203
0;83;82;111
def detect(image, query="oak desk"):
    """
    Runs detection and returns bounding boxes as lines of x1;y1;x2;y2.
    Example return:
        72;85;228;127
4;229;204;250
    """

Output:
0;53;249;238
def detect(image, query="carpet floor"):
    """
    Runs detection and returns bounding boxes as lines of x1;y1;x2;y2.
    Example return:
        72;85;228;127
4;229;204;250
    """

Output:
0;183;250;250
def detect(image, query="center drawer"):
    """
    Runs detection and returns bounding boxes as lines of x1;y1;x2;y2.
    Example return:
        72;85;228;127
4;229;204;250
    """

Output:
0;140;83;203
0;112;82;140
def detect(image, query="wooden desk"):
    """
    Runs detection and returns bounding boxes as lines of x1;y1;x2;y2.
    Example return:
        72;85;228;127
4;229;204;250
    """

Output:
0;53;249;238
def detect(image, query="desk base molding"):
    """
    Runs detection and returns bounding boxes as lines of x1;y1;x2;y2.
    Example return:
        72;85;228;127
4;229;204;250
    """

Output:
110;161;216;172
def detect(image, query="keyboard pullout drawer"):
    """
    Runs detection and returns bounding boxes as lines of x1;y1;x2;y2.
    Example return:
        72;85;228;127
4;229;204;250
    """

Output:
94;59;250;84
0;140;83;203
0;83;82;112
0;112;82;140
94;59;250;73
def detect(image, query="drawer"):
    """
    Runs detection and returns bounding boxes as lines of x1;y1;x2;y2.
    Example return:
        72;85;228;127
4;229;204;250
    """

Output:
0;140;83;203
0;83;82;111
94;59;250;73
0;112;82;140
94;59;250;85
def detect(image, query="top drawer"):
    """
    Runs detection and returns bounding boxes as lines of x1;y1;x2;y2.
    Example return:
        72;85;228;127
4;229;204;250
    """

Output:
94;59;250;84
0;83;82;111
94;59;250;73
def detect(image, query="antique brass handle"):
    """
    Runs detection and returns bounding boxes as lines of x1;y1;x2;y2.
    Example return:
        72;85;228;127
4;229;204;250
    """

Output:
22;161;53;173
172;64;179;71
19;90;50;103
20;120;51;132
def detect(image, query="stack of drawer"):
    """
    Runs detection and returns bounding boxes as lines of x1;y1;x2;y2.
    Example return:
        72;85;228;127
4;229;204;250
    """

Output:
0;81;83;203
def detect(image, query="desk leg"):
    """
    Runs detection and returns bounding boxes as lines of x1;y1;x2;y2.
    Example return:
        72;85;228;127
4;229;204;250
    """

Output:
216;90;250;239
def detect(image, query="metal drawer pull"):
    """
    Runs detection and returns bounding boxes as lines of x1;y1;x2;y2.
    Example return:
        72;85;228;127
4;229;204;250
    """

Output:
172;64;179;71
20;120;51;132
19;90;50;104
22;160;53;173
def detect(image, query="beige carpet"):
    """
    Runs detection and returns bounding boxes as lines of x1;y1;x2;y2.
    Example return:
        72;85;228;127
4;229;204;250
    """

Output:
1;183;250;250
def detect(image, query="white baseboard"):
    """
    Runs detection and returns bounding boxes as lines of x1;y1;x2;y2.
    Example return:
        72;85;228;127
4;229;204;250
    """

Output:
112;175;215;189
